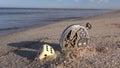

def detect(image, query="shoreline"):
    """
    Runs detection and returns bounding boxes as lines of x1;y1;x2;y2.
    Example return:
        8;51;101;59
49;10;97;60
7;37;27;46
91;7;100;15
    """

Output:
0;10;116;36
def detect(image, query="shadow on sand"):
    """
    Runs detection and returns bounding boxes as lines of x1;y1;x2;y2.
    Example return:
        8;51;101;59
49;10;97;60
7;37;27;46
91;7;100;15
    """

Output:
7;41;61;60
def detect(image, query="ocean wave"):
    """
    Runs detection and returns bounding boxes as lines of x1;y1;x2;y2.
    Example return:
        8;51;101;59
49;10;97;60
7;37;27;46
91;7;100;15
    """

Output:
0;12;47;15
0;27;20;31
45;16;82;22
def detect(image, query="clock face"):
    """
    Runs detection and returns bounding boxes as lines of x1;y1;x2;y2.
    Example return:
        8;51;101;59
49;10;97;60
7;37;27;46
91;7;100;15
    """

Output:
60;24;89;48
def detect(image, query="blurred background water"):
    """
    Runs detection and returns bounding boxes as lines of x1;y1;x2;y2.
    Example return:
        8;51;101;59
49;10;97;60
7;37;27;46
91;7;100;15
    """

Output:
0;8;113;35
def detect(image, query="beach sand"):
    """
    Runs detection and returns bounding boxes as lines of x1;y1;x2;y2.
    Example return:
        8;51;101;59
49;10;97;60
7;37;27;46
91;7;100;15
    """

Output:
0;11;120;68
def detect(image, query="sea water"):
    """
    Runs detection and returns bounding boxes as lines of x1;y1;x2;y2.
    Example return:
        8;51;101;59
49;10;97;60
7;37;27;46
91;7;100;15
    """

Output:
0;8;113;35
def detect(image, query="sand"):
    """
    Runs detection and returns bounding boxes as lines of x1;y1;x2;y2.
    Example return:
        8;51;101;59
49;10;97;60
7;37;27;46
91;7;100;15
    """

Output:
0;11;120;68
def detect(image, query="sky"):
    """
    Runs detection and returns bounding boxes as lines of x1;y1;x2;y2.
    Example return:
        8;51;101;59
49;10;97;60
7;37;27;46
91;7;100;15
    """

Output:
0;0;119;9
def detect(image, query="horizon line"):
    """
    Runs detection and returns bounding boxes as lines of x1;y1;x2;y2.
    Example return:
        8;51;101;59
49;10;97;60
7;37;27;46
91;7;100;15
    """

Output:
0;7;116;10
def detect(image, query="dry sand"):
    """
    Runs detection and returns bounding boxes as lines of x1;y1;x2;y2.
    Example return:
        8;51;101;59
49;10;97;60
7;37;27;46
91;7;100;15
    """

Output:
0;11;120;68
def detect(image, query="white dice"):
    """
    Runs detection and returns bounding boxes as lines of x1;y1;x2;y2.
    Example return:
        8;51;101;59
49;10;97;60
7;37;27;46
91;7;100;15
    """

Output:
38;44;56;60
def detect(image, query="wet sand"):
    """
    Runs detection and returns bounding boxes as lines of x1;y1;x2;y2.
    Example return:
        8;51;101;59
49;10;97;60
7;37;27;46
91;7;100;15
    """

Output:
0;11;120;68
